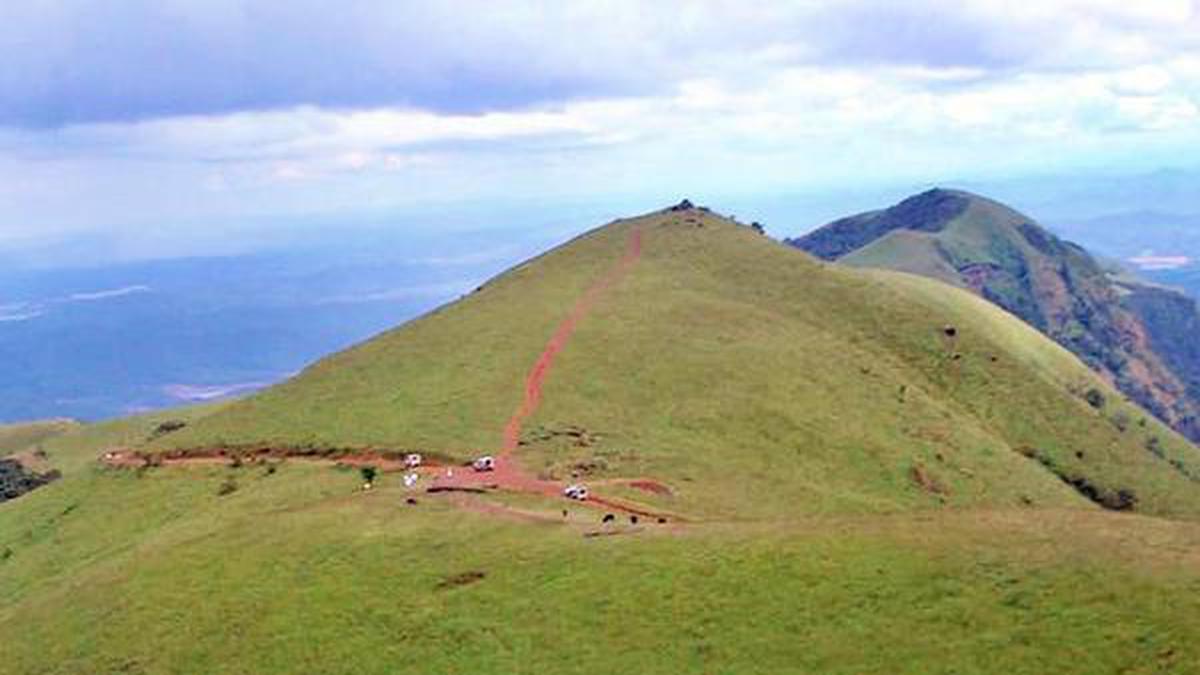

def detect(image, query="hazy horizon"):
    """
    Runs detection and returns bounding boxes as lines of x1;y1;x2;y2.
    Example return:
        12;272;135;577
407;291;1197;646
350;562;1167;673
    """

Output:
3;1;1199;267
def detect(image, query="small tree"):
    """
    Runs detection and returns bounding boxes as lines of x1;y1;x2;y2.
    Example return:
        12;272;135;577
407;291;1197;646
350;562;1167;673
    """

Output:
360;466;378;485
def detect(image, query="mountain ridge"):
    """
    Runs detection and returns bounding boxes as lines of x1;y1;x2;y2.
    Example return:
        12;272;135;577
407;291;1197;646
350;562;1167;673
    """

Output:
8;204;1200;672
140;204;1200;521
788;188;1200;443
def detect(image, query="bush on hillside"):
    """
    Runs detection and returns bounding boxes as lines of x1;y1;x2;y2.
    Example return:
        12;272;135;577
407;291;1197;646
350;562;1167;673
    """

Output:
360;466;377;485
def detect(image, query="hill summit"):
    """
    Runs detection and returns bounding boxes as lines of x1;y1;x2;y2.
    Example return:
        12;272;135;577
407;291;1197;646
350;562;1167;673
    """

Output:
148;203;1200;520
9;204;1200;673
789;188;1200;443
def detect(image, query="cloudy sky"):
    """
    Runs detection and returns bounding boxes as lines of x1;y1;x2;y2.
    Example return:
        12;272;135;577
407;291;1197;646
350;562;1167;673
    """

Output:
2;0;1198;261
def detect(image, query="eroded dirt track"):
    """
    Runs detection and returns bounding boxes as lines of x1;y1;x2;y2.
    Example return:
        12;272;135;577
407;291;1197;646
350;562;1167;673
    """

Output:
103;228;679;521
502;229;644;454
426;228;671;517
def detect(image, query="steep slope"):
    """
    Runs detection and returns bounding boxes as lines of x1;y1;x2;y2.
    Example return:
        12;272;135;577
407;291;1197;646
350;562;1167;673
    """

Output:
789;188;1200;443
9;205;1200;673
153;205;1200;521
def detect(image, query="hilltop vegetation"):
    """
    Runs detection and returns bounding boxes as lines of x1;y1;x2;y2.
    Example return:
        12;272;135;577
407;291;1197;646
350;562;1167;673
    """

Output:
790;188;1200;443
5;206;1200;673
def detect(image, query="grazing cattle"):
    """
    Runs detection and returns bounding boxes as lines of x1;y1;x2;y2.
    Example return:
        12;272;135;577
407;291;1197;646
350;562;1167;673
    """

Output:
602;513;616;524
404;453;423;469
563;484;589;501
630;515;639;525
472;456;496;472
405;497;418;505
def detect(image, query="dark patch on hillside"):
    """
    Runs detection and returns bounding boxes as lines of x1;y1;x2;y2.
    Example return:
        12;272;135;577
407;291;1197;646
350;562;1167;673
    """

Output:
1;458;61;503
437;570;486;590
787;188;969;260
149;419;188;440
1016;447;1137;511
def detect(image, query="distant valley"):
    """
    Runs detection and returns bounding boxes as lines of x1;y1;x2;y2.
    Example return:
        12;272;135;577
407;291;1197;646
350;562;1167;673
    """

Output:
0;229;555;422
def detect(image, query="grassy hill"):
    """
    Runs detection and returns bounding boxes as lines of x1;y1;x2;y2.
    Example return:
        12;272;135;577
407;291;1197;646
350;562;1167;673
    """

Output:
0;419;78;457
152;205;1200;521
5;206;1200;673
790;188;1200;444
1;419;79;503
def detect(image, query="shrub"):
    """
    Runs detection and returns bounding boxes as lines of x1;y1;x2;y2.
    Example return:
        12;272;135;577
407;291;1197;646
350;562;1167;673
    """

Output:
149;420;187;438
1084;388;1106;409
360;466;378;485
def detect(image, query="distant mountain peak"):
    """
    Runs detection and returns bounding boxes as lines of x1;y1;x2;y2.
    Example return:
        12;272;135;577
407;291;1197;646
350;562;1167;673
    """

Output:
786;187;976;261
789;189;1200;444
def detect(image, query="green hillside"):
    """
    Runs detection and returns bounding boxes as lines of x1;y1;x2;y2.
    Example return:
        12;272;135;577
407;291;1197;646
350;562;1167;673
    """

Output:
1;420;79;503
6;206;1200;673
154;206;1200;521
790;189;1200;444
0;419;78;457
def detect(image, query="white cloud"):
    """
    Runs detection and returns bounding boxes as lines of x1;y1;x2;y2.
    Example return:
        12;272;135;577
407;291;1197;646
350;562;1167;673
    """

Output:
67;285;151;302
314;281;473;305
1;1;1198;259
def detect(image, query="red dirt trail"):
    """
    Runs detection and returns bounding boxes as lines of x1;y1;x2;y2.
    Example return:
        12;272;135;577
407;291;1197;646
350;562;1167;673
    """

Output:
103;227;677;520
501;229;643;454
427;229;653;510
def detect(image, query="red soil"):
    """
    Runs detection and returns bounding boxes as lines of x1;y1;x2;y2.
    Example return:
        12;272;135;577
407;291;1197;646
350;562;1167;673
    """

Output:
103;227;677;521
628;479;673;496
501;229;643;454
428;228;658;515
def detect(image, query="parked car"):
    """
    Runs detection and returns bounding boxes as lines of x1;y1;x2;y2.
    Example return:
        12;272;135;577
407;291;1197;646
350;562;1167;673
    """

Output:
563;484;589;501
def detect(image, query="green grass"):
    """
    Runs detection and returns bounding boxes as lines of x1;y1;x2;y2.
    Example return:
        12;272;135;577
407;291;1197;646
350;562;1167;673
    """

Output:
800;189;1200;448
842;230;965;287
6;207;1200;673
5;463;1200;674
152;209;1200;521
0;419;79;457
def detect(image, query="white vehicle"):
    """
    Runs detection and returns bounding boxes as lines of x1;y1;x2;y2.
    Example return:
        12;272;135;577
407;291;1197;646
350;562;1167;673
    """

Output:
472;455;496;472
404;453;423;469
563;484;589;501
